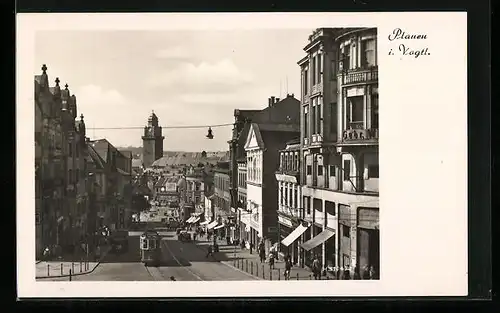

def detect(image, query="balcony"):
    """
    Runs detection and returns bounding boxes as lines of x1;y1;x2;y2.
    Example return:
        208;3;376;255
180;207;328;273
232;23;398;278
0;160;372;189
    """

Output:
342;67;378;86
339;128;379;145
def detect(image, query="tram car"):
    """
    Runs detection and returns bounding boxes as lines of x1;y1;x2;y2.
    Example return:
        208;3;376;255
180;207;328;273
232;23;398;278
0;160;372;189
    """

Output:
140;230;162;266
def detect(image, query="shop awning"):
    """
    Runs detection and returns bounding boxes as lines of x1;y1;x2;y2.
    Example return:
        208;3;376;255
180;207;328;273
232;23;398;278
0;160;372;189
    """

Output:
214;224;225;230
186;217;195;223
207;221;218;229
300;229;335;251
281;223;310;247
191;217;200;223
199;220;209;226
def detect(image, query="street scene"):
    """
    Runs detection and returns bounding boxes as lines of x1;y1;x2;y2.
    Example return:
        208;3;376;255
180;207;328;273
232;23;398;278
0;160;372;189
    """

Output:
35;27;379;281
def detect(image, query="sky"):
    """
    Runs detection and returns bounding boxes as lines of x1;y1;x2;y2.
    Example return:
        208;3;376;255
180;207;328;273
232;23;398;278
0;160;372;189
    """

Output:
35;29;312;151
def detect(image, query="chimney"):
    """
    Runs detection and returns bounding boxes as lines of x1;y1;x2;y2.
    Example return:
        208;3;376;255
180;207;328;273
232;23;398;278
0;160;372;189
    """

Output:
275;98;280;103
271;96;275;105
268;97;272;107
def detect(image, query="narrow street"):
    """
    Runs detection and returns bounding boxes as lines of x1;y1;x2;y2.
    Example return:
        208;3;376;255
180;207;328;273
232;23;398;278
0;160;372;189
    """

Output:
43;229;256;281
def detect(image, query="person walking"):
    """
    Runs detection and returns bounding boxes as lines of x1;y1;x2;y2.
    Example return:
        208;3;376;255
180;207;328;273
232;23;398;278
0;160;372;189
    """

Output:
284;256;292;280
312;256;321;280
268;252;275;270
206;244;213;259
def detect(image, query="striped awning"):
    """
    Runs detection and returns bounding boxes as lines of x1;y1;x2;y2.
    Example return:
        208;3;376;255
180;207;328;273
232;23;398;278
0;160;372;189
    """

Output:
186;217;195;223
281;223;309;247
199;220;209;226
206;221;218;229
301;229;335;251
191;217;200;223
213;224;225;230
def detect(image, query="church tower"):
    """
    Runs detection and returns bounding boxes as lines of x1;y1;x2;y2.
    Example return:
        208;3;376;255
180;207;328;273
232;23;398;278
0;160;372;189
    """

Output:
142;111;164;168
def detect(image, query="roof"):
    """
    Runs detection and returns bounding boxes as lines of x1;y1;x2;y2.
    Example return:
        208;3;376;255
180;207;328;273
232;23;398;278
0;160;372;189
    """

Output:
90;139;129;163
119;150;132;159
87;144;105;169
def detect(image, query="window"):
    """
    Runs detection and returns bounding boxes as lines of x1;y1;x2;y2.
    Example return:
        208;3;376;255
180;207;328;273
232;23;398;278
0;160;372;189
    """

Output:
68;143;73;157
330;103;337;134
325;201;335;215
368;165;379;178
316;102;322;134
304;107;309;139
69;169;73;184
307;165;312;175
362;39;376;67
343;160;351;181
348;96;364;129
141;239;148;249
293;189;297;208
312;56;317;85
312;100;316;134
329;165;336;177
304;69;309;95
318;165;323;176
371;94;379;129
330;58;336;80
75;144;79;158
343;44;351;70
75;169;80;181
342;225;350;238
317;54;322;83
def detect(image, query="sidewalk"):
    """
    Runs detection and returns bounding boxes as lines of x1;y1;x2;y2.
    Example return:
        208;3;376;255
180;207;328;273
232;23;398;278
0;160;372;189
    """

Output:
36;245;112;279
192;236;336;280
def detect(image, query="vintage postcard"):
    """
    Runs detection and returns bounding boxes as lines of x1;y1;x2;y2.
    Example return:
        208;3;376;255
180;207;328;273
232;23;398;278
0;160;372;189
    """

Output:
17;12;468;298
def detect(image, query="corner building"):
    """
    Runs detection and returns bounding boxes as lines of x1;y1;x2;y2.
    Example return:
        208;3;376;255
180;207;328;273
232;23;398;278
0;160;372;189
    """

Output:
298;28;379;274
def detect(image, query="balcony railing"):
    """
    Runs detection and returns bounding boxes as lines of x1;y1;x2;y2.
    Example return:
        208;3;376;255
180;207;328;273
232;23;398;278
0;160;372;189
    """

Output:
342;67;378;85
341;128;379;143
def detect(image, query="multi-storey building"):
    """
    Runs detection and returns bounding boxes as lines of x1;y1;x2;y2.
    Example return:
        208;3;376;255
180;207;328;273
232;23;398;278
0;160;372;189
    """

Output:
298;27;379;275
229;95;301;245
244;120;300;253
275;138;305;265
35;65;66;257
87;139;133;231
211;162;233;236
142;112;164;169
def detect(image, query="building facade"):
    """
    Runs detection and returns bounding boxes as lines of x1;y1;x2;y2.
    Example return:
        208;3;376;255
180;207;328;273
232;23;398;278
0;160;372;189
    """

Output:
244;122;300;253
275;139;305;265
87;139;133;231
298;27;379;275
229;95;302;246
212;162;234;237
142;112;164;169
35;65;66;257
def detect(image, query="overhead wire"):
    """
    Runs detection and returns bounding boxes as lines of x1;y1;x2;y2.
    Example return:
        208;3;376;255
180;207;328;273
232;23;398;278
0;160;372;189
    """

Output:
87;123;234;130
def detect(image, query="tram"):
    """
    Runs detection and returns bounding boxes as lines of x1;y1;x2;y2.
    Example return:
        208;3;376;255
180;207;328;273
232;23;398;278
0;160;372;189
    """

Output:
140;230;162;266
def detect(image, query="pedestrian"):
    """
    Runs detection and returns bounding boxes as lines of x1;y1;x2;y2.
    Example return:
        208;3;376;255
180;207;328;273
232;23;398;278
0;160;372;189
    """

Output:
369;265;378;280
342;267;351;280
284;257;292;280
362;265;370;280
193;233;197;241
353;264;361;280
206;245;213;258
268;252;275;270
259;248;266;263
312;256;321;280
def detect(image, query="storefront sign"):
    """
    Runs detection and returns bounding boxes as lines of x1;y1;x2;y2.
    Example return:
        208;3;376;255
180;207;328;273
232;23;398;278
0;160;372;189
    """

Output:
278;215;293;228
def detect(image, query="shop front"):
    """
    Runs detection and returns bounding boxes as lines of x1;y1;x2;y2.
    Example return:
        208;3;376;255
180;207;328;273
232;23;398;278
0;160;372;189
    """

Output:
279;215;309;265
357;207;379;277
301;227;335;269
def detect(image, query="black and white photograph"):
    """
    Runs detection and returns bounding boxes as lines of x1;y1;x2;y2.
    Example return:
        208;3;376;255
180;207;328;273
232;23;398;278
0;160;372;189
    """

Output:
18;12;468;298
34;27;379;282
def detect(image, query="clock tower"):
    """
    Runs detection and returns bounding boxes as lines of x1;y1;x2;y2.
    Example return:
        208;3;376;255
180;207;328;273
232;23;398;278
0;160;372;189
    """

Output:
142;111;164;168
